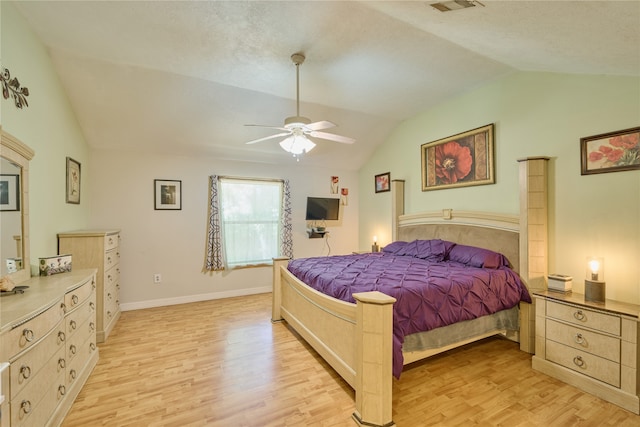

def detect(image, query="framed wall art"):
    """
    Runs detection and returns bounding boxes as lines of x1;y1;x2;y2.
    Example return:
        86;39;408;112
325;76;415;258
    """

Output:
421;124;495;191
0;174;20;211
154;179;182;210
580;126;640;175
66;157;81;204
375;172;390;193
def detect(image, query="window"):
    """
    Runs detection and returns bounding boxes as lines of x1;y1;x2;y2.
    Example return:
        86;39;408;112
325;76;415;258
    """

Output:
220;178;281;268
205;176;292;271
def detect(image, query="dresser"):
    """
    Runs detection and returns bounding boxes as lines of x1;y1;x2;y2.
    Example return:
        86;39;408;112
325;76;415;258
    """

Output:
58;230;121;343
532;291;640;414
0;270;99;426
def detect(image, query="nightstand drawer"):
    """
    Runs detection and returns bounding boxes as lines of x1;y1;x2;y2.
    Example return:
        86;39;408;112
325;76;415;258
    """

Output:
547;300;620;336
546;319;620;362
546;340;620;387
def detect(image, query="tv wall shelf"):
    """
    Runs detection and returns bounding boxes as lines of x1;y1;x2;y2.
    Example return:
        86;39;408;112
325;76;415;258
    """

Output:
307;230;328;239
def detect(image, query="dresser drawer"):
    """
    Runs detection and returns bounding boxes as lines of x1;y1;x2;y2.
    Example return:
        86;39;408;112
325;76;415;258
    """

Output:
2;301;65;361
10;321;65;399
546;319;621;362
546;340;620;387
105;264;119;290
104;248;119;271
67;332;97;388
64;277;95;313
66;293;96;341
546;300;620;336
10;363;66;427
104;232;119;251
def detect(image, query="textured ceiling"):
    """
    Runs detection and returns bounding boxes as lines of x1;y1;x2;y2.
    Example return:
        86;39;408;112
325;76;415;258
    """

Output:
12;1;640;170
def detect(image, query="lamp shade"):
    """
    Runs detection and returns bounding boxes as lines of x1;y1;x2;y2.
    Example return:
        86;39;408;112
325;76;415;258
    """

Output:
279;135;316;155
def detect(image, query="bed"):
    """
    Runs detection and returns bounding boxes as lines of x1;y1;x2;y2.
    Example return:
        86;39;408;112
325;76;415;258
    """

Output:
272;161;548;427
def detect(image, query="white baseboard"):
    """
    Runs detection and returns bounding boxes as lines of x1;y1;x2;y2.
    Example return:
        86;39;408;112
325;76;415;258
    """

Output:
119;286;272;312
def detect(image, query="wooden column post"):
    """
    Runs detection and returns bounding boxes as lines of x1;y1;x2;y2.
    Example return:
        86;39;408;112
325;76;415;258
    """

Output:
352;291;396;427
271;257;289;322
391;180;405;242
517;156;550;354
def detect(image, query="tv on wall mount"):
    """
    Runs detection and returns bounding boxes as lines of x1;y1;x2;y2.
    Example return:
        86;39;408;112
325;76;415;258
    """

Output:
305;197;340;221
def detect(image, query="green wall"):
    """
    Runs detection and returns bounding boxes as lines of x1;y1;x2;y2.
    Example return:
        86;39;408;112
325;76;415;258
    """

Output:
1;2;91;273
359;72;640;304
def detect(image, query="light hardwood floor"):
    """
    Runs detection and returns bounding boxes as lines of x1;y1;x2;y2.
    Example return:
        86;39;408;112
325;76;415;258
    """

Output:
62;293;639;427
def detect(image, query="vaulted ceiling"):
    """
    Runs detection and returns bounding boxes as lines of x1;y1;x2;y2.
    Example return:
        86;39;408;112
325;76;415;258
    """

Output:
12;1;640;170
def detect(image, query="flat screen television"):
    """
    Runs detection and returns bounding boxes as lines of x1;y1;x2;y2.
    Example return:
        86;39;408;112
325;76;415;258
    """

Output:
305;197;340;221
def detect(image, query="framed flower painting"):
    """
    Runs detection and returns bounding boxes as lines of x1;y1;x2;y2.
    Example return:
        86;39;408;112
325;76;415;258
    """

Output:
580;127;640;175
421;124;495;191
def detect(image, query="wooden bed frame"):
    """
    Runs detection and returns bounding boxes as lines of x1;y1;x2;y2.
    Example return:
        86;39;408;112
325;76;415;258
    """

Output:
272;158;549;426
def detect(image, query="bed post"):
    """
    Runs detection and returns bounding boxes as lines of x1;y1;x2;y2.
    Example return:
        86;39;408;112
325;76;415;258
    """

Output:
352;291;397;427
391;180;405;242
272;257;289;322
517;156;550;354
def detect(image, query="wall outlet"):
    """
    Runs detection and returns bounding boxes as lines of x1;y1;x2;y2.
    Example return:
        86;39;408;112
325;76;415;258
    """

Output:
153;273;162;284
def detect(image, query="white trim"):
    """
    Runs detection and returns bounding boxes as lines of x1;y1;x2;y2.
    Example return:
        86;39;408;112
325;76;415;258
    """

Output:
399;209;519;232
119;286;272;311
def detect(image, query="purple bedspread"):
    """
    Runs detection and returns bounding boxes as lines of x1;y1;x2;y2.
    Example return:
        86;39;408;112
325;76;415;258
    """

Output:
287;251;531;378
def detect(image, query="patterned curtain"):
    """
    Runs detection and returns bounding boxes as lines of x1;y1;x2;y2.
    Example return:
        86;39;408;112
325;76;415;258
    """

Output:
204;176;293;272
280;179;293;259
204;175;224;271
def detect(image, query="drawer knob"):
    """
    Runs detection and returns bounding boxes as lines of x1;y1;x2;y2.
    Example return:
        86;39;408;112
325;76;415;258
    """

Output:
21;399;32;415
573;356;586;368
573;310;586;321
58;384;67;397
58;358;66;369
60;302;67;312
22;328;34;342
70;369;77;381
71;294;79;305
90;342;97;351
574;333;586;345
70;344;77;355
69;320;77;331
90;322;96;331
90;302;96;311
20;365;31;380
58;331;66;343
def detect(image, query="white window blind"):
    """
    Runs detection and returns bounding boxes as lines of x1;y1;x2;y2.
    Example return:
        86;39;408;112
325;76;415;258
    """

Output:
219;178;283;268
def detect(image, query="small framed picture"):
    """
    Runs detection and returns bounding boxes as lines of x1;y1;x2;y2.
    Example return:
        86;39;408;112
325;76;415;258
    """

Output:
66;157;81;204
154;179;182;210
375;172;390;193
0;174;20;211
580;127;640;175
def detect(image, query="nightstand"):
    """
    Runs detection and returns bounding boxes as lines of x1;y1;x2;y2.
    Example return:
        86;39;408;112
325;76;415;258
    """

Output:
532;291;640;414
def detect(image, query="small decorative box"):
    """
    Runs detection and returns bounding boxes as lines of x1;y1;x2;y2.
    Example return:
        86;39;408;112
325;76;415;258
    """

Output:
548;274;573;293
39;254;72;276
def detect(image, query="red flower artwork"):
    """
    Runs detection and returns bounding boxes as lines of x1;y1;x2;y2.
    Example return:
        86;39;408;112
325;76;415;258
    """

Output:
587;130;640;170
435;141;473;184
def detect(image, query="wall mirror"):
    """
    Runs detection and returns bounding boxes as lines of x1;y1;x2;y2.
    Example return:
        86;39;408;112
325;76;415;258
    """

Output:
1;128;35;284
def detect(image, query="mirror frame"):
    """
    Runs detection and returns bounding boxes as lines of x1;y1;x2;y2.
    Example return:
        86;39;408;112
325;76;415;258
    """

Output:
1;127;35;285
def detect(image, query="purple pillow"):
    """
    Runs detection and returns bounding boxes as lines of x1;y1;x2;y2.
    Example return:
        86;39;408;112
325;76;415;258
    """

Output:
382;241;408;254
447;244;510;269
392;239;452;262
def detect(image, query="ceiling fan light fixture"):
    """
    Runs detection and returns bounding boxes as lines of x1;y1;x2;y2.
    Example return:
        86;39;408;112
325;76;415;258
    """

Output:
279;135;316;157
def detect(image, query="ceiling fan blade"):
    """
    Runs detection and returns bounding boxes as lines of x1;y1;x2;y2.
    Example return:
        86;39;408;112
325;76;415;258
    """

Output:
309;131;356;144
245;132;291;145
306;120;336;131
245;124;288;131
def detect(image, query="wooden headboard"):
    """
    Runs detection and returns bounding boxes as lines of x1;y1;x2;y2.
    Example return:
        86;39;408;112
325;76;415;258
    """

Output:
397;210;520;273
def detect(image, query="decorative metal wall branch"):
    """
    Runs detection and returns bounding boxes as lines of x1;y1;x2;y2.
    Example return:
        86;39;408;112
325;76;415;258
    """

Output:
1;68;30;109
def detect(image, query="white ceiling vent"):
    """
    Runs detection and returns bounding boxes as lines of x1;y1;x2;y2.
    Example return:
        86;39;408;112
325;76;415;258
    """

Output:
430;1;484;12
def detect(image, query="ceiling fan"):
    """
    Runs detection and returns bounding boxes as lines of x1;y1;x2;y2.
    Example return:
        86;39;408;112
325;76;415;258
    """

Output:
245;53;355;158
